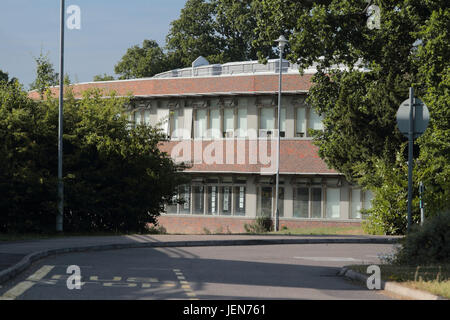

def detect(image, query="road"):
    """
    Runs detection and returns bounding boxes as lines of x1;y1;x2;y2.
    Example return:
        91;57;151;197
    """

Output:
0;243;397;300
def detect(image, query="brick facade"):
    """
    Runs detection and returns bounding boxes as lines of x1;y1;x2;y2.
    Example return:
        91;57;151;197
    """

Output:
156;215;361;234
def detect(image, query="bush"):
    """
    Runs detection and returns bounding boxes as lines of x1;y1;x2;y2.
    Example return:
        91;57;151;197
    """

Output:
0;83;187;234
244;216;273;234
393;212;450;265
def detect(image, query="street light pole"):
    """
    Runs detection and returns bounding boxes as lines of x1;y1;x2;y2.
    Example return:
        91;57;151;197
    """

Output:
57;0;65;232
274;35;288;232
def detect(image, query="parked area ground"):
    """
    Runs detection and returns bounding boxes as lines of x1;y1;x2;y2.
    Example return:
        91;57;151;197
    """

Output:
0;243;396;300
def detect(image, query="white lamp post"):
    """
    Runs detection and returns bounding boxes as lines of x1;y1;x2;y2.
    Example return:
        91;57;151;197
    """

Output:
274;35;288;232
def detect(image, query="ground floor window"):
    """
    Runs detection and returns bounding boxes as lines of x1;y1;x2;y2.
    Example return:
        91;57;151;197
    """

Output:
350;188;374;219
326;188;340;219
257;186;284;217
166;181;246;216
293;187;323;218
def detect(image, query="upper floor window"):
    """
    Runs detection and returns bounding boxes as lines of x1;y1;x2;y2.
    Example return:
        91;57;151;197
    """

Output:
237;108;247;138
209;108;221;139
223;108;234;138
296;107;306;137
194;109;207;139
309;108;324;131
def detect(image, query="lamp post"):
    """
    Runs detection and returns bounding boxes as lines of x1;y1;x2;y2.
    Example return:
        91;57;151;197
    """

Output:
274;35;288;232
56;0;65;232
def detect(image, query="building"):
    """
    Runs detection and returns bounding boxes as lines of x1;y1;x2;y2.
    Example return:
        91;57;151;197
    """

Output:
30;58;373;233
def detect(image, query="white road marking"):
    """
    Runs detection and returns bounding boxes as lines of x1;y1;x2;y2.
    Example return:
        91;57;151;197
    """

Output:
0;265;55;300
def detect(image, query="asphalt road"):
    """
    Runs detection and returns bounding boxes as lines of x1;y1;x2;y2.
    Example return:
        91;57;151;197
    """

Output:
0;243;397;300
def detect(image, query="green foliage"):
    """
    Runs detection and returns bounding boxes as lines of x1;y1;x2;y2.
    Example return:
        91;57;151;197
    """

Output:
254;0;449;234
114;40;170;79
114;0;272;77
29;52;59;97
244;216;273;234
0;69;8;82
393;212;450;265
93;74;115;82
0;81;188;234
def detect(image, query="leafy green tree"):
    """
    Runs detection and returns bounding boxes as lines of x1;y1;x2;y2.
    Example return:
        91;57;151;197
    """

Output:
0;69;8;82
254;0;449;234
93;74;115;82
29;52;59;97
114;40;169;79
0;83;187;234
166;0;221;66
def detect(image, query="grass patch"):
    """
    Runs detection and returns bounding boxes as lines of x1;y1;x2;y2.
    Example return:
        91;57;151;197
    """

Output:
270;225;366;235
347;264;450;299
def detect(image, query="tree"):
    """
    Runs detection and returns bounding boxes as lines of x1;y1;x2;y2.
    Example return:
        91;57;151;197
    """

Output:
29;52;59;97
93;74;115;82
0;69;8;82
254;0;449;234
114;40;169;79
0;83;188;233
165;0;221;66
114;0;272;78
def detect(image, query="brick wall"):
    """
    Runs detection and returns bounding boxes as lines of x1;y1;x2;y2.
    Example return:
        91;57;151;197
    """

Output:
155;215;361;234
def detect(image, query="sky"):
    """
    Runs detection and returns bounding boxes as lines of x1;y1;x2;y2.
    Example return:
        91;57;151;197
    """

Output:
0;0;187;88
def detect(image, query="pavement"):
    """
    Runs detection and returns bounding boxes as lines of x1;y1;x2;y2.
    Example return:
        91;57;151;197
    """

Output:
0;233;401;285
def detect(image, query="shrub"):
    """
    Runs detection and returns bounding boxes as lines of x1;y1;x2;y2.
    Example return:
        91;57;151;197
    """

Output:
393;212;450;265
244;216;273;234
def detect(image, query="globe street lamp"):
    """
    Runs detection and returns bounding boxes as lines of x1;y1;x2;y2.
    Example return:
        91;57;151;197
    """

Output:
274;35;288;232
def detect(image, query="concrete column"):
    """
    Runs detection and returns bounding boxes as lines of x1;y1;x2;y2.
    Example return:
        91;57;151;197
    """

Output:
247;98;258;136
285;101;295;138
340;180;350;219
183;108;193;139
283;180;294;218
246;176;257;218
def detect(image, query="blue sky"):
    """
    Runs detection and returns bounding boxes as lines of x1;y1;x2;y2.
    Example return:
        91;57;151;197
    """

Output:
0;0;187;88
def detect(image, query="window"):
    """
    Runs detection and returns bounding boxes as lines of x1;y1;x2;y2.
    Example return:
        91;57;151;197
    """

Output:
293;187;309;218
311;188;322;218
351;188;362;219
144;110;151;126
166;192;178;214
237;108;247;138
209;108;221;139
134;111;142;125
221;186;232;215
170;110;180;138
296;107;306;137
179;185;191;214
326;188;340;218
192;185;204;214
157;109;169;135
260;108;275;135
234;186;246;216
207;186;218;215
364;190;374;210
195;109;207;138
277;187;285;217
309;108;324;130
257;186;273;217
223;108;234;137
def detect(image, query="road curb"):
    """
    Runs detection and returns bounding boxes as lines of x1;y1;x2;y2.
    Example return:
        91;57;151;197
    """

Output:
0;237;399;285
340;267;448;300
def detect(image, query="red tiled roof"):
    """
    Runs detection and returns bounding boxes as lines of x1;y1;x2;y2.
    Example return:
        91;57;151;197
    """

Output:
28;73;313;100
159;139;337;175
